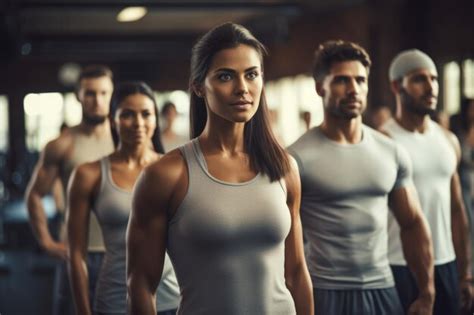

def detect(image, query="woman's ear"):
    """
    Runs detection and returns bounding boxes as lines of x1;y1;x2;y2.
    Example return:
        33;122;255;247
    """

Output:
192;83;204;98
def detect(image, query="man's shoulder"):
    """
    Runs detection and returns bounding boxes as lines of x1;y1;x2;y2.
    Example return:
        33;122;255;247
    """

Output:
433;121;457;141
434;122;460;157
288;127;319;153
364;124;396;147
42;129;75;164
379;118;406;138
362;125;406;164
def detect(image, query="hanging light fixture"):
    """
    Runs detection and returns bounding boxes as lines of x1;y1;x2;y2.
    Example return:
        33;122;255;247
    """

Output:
117;6;148;22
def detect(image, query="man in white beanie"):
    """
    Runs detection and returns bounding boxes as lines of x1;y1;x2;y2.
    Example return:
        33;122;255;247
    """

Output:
382;49;473;314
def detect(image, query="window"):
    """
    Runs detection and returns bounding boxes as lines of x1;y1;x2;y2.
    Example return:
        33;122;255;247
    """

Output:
442;59;474;115
443;62;461;115
155;90;190;138
266;75;323;146
63;92;82;127
293;75;324;129
24;93;64;151
0;96;8;152
464;59;474;98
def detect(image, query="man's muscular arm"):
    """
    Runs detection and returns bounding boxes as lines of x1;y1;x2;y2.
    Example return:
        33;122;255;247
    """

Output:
25;136;69;259
389;186;435;315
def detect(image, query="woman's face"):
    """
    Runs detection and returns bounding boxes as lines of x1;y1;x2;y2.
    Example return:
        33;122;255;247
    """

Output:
114;93;156;146
200;44;263;124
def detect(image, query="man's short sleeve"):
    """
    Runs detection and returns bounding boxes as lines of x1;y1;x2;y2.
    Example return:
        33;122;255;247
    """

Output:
393;143;414;189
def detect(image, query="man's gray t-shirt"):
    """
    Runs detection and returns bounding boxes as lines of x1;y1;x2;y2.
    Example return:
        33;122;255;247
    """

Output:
288;125;413;289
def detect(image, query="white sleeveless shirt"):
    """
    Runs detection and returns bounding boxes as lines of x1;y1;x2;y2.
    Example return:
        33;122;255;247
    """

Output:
383;119;456;265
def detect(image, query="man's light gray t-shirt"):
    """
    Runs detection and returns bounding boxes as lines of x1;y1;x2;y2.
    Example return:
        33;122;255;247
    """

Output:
288;125;413;289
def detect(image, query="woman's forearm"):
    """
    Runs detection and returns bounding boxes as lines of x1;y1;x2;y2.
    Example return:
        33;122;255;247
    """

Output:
68;254;92;315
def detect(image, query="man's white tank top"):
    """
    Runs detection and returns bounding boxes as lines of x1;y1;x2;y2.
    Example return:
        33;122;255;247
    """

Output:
383;118;456;265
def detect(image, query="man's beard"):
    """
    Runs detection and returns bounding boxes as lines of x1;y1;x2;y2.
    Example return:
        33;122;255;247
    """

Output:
400;88;436;116
83;113;107;126
328;98;364;119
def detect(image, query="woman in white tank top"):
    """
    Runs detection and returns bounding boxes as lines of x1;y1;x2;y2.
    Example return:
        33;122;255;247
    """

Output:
127;23;313;315
67;82;179;315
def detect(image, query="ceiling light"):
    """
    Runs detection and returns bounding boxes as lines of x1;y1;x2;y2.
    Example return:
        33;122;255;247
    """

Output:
117;7;147;22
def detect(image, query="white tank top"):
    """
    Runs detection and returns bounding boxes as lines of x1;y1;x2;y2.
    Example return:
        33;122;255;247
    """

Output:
383;119;456;265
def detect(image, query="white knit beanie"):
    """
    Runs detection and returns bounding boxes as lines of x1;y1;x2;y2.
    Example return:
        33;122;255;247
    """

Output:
389;49;437;81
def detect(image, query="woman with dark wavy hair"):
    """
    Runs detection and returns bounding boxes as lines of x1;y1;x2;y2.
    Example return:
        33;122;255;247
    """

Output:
67;82;180;315
127;23;313;314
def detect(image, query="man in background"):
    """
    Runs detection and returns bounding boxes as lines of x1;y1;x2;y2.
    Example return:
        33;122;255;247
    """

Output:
25;65;114;315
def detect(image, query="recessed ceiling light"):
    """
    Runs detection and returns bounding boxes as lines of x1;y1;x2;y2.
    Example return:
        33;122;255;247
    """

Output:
117;6;147;22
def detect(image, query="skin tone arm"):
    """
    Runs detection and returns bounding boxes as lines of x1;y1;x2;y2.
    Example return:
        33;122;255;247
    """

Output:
67;163;100;315
52;178;65;213
127;152;186;315
389;186;435;315
446;131;473;311
284;158;314;315
25;139;68;260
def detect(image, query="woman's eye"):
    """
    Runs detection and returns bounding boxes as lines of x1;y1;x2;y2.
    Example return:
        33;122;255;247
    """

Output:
246;71;259;80
218;73;232;82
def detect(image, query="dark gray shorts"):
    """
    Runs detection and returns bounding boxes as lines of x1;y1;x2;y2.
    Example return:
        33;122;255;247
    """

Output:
391;261;459;315
313;287;403;315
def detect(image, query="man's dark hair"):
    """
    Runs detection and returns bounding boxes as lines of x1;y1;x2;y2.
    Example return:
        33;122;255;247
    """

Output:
312;40;371;82
76;64;113;90
161;101;177;116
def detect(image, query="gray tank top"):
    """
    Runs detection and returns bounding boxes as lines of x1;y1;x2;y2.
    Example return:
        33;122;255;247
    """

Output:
93;157;180;313
167;139;296;315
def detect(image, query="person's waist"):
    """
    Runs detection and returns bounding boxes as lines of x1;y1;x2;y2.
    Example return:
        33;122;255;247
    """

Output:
310;270;394;289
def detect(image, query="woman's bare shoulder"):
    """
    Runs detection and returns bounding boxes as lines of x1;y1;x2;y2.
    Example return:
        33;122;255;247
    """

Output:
70;160;102;190
133;148;189;216
142;148;187;186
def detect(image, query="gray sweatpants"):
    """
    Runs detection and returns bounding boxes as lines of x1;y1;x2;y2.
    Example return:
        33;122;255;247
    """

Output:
313;287;403;315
